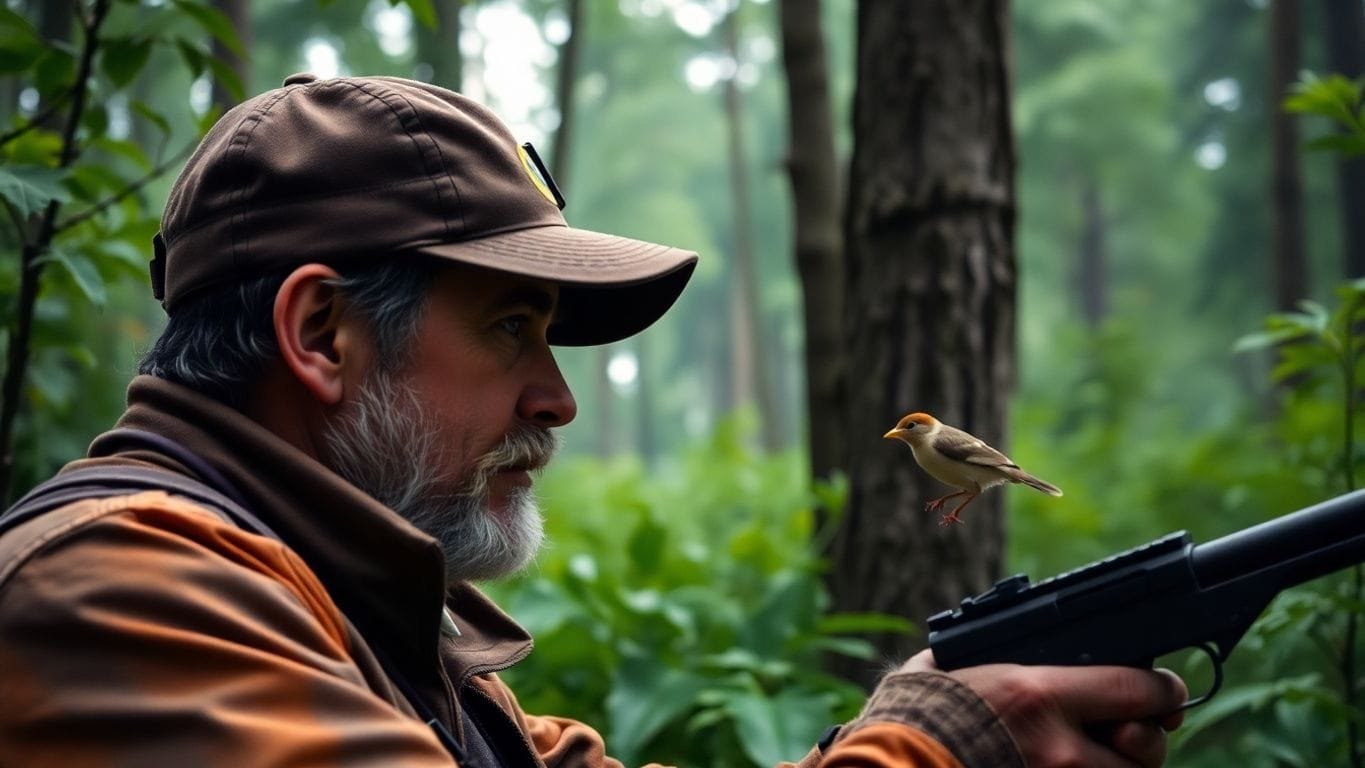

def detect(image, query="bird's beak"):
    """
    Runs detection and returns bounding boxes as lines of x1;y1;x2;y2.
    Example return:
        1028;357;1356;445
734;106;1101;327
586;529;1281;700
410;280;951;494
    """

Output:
883;428;902;440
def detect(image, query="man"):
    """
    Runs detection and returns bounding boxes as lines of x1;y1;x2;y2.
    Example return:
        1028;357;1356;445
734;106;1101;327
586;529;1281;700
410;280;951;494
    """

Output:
0;74;1185;767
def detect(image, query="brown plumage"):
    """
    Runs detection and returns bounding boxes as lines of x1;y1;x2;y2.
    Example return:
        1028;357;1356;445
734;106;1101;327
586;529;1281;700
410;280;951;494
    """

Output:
883;412;1062;526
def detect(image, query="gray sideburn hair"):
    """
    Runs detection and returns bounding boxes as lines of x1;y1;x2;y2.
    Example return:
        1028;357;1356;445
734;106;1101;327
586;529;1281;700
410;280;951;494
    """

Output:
138;260;438;409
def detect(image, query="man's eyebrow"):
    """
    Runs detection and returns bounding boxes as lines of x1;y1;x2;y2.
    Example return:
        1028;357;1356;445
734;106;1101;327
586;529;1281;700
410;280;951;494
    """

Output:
494;286;557;316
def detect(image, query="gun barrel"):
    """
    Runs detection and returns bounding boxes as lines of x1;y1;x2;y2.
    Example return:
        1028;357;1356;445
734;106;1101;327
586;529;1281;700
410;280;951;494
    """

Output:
1192;489;1365;589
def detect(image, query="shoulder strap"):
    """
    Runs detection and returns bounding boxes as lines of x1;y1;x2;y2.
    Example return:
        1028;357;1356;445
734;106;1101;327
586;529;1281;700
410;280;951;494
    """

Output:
0;463;278;541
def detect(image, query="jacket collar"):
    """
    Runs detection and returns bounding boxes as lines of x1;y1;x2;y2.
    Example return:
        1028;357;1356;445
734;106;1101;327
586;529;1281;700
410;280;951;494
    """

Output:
70;375;533;686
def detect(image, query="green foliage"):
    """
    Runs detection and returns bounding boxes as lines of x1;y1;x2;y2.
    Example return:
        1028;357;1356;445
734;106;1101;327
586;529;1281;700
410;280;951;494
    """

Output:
487;417;904;768
1164;282;1365;766
1285;72;1365;157
0;0;254;496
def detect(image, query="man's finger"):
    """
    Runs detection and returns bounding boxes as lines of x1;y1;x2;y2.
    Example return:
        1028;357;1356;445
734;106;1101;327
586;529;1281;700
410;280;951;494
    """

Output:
1107;720;1169;768
1043;665;1188;721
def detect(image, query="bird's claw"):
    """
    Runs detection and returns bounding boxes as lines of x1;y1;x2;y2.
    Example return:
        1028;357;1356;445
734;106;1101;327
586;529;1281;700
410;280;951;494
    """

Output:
937;512;964;527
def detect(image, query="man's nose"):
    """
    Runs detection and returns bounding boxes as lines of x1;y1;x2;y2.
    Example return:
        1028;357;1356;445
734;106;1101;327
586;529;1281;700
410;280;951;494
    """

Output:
518;355;577;428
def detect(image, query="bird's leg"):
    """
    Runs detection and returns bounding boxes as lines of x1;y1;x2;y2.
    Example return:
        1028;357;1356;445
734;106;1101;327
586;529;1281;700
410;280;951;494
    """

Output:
938;492;980;526
925;490;968;514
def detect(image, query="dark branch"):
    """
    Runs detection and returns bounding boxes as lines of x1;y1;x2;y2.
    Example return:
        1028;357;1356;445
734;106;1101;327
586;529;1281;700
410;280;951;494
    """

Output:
0;0;113;503
0;88;75;148
55;140;195;234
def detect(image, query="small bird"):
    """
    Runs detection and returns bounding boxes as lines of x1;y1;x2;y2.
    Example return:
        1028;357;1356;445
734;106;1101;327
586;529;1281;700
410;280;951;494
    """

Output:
883;412;1062;526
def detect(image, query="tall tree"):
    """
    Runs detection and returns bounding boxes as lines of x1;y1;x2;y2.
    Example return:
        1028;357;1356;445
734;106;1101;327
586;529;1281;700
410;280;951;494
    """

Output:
1269;0;1307;311
543;0;615;458
1323;0;1365;279
414;0;463;91
828;0;1016;687
779;0;844;485
211;0;250;110
721;3;781;452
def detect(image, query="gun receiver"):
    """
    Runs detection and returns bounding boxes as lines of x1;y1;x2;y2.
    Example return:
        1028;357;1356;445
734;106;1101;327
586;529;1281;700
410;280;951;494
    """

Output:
927;489;1365;706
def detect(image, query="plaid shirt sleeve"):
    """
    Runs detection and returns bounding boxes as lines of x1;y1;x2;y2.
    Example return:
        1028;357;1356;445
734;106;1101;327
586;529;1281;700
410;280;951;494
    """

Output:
832;671;1024;768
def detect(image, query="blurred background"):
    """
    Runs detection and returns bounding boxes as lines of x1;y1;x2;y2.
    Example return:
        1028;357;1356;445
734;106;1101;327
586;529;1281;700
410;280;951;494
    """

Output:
1;0;1363;765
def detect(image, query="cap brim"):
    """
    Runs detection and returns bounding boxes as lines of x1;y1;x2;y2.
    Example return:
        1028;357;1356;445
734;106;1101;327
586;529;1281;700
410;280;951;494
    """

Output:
412;224;698;346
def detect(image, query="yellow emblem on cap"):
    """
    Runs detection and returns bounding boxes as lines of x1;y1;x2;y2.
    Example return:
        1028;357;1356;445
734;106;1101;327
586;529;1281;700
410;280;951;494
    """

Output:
518;144;558;206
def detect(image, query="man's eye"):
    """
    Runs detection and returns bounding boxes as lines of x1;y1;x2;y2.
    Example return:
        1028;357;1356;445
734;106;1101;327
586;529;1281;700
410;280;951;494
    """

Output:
497;316;527;336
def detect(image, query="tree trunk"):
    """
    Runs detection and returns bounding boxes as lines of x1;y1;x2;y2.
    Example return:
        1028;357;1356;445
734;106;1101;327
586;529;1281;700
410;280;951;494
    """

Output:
779;0;845;486
1077;176;1107;327
829;0;1016;689
1324;0;1365;279
414;0;463;91
722;4;781;453
550;0;582;183
210;0;250;111
1269;0;1307;311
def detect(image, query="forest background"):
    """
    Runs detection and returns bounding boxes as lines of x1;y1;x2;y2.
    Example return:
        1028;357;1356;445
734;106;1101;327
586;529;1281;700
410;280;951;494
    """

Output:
1;0;1363;766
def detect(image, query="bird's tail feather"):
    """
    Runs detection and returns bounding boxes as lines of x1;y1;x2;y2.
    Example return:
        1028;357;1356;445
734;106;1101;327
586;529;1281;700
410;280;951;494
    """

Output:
1006;469;1063;497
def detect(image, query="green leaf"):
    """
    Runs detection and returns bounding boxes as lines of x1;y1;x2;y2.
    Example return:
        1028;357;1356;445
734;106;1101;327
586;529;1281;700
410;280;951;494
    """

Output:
82;103;109;140
1305;133;1365;157
196;104;224;135
0;8;44;73
206;55;245;103
0;166;70;218
91;137;152;171
399;0;439;29
49;247;107;306
171;0;246;57
33;47;75;101
1232;325;1315;354
726;689;832;767
1171;674;1322;751
626;513;667;578
130;101;172;138
100;37;154;90
606;653;707;765
176;39;207;77
1295;299;1331;329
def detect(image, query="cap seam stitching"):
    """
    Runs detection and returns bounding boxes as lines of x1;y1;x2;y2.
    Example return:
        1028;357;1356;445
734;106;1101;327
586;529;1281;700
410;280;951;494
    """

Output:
349;80;462;240
225;87;295;281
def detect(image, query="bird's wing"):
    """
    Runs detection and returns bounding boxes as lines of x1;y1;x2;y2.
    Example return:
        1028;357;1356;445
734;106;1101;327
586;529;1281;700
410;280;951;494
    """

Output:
934;426;1018;469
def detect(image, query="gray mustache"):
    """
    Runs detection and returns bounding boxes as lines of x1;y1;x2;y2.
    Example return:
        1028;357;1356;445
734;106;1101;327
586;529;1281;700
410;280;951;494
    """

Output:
472;425;560;478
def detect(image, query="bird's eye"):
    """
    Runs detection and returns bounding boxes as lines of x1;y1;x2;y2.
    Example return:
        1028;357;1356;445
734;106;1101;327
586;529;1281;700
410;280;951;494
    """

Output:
904;422;915;430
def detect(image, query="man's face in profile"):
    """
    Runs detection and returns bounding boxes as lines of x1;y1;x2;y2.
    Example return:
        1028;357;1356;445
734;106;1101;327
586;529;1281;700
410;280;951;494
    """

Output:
322;263;578;584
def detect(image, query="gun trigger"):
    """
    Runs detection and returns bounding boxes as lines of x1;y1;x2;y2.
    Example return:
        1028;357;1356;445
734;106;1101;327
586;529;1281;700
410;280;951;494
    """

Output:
1179;642;1225;710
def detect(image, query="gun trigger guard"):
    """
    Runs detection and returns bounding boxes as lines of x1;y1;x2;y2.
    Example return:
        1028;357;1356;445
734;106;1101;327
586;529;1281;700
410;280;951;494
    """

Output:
1178;643;1224;710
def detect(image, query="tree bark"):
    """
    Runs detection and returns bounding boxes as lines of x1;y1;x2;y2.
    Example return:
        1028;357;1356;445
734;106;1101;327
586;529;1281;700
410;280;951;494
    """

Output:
829;0;1016;688
210;0;250;111
414;0;463;91
722;4;781;453
1269;0;1307;311
1323;0;1365;279
1077;176;1107;327
550;0;582;184
779;0;844;485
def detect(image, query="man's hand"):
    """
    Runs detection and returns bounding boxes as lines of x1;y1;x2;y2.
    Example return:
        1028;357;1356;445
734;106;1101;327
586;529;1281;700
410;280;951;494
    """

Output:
901;650;1187;768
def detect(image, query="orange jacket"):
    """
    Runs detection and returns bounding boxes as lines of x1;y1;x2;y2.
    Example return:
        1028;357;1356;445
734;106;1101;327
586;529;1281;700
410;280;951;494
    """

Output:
0;377;1022;767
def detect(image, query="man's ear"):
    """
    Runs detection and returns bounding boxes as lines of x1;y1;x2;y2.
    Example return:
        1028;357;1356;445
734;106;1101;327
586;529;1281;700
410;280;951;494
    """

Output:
273;264;365;406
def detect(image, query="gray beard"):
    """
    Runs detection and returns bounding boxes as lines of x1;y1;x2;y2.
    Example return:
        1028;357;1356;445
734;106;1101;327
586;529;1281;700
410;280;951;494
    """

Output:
319;367;555;585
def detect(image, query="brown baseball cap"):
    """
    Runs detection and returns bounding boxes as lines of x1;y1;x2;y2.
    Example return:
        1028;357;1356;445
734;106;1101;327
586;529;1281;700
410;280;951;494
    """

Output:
152;73;698;346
